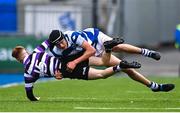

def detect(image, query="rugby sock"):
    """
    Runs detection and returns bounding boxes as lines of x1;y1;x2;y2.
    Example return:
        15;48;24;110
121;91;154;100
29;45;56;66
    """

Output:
148;81;159;90
141;48;154;58
113;65;121;72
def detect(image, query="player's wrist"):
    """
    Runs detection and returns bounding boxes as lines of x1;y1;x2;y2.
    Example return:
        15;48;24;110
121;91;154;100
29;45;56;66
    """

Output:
73;60;78;65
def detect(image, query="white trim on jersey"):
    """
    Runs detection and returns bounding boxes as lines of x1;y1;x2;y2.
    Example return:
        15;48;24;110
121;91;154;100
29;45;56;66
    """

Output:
42;41;48;49
24;73;32;78
59;62;61;69
41;53;47;63
55;59;58;70
50;57;54;76
34;48;41;53
27;54;36;74
25;83;33;88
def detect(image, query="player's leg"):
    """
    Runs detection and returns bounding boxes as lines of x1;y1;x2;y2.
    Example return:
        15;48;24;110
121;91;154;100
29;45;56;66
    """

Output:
89;56;105;66
88;67;114;80
123;69;175;92
98;30;160;60
89;52;130;67
88;60;141;80
89;51;139;67
89;52;114;66
100;54;174;92
123;68;152;86
112;43;161;60
105;54;153;85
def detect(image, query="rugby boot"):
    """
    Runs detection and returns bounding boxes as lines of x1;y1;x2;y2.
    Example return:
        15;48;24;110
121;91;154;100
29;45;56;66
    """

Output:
103;38;124;53
150;51;161;61
152;84;175;92
119;60;141;69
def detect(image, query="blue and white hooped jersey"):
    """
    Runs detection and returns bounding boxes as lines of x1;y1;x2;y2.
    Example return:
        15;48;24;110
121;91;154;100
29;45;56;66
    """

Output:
37;28;112;58
53;28;110;57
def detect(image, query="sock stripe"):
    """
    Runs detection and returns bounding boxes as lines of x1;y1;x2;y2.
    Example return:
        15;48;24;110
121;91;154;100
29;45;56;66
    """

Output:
141;48;153;57
113;65;121;72
150;82;159;90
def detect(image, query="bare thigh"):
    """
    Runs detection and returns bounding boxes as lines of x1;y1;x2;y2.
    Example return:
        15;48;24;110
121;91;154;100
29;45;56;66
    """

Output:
88;67;104;80
89;54;121;66
107;54;121;66
89;56;104;66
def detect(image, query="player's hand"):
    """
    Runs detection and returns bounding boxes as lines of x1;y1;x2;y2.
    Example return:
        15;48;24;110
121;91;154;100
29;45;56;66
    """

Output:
66;61;77;72
55;70;63;80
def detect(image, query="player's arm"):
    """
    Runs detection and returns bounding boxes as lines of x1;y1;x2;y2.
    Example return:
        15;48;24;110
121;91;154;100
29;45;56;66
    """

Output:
74;40;95;64
67;40;95;71
24;75;40;101
33;39;52;53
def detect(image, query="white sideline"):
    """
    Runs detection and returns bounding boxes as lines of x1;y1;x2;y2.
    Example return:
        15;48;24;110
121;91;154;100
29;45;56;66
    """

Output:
74;107;180;110
48;97;180;101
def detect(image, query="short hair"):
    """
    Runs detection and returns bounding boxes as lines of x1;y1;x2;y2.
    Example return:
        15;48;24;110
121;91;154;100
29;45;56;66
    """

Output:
12;46;25;59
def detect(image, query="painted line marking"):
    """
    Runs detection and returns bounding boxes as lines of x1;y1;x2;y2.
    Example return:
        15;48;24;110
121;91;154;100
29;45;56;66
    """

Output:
74;107;180;110
48;97;180;101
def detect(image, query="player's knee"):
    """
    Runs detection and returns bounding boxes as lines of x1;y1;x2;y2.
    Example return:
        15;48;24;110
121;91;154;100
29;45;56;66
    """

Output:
97;74;108;79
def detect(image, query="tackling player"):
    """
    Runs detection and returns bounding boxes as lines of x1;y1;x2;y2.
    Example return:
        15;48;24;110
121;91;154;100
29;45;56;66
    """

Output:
36;28;174;93
46;28;160;69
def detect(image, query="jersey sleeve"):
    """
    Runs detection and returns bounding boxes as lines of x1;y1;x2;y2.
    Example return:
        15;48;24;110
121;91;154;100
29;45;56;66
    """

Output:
76;35;86;46
71;33;86;46
33;39;51;53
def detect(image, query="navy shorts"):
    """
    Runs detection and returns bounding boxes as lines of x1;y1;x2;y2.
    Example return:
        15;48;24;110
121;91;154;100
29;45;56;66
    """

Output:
60;60;89;80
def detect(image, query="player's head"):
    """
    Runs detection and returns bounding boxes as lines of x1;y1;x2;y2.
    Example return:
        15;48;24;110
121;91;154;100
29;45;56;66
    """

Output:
12;46;29;63
49;30;67;49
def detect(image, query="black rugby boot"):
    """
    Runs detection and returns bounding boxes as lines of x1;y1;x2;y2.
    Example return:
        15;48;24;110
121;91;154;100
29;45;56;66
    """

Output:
152;84;175;92
103;38;124;53
119;60;141;69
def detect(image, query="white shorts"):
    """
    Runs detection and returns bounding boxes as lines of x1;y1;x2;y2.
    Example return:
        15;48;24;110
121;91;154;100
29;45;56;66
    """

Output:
95;31;112;57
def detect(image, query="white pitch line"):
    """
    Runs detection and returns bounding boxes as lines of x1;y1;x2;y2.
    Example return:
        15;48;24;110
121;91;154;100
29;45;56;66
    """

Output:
48;97;180;101
126;91;151;94
74;107;180;110
48;97;97;100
